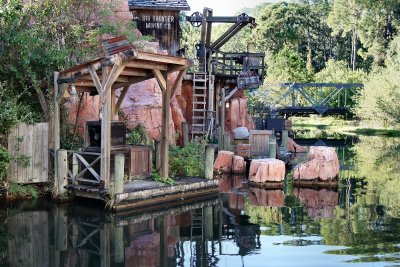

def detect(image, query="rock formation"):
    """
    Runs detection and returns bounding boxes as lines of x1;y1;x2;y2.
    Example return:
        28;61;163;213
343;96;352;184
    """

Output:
213;151;234;173
225;90;255;136
293;146;339;181
249;158;286;183
232;155;246;174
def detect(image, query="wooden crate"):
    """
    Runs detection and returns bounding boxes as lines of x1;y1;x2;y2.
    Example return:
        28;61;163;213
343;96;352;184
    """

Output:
129;145;152;178
236;144;251;158
249;130;273;156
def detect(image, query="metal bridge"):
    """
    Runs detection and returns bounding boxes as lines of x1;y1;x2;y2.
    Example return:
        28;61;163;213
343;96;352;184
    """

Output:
267;83;364;117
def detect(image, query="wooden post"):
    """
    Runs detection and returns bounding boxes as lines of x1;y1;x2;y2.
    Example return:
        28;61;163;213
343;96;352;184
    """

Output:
56;149;68;197
157;216;168;267
113;226;124;263
282;130;288;150
269;137;277;159
100;224;110;267
72;153;78;185
219;88;226;150
204;206;213;240
54;72;60;191
160;72;171;179
101;66;111;189
182;122;189;147
114;153;124;194
204;145;215;180
54;206;68;251
155;140;161;170
223;133;231;151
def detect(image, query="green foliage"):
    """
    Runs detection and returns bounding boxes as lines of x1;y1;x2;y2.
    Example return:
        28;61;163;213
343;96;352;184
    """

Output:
314;60;366;83
0;0;143;122
127;124;150;145
169;141;205;177
151;169;175;185
0;145;11;179
7;183;39;199
355;36;400;127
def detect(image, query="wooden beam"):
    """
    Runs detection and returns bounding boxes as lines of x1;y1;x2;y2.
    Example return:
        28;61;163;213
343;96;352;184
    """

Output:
160;72;171;179
152;70;167;91
88;65;103;98
167;64;190;73
68;81;95;87
135;51;188;65
100;66;111;189
170;70;186;97
121;68;150;76
114;85;129;118
102;58;125;98
79;74;129;83
125;61;168;71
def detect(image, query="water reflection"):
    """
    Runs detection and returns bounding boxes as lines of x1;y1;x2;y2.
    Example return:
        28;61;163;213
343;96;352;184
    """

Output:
3;135;400;266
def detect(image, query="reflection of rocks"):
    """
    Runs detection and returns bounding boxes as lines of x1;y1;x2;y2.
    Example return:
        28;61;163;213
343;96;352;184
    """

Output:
293;146;339;181
125;232;160;267
229;194;245;211
249;159;285;183
293;188;338;218
248;188;285;207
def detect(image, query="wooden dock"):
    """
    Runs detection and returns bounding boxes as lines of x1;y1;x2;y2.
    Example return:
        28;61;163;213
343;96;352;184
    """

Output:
69;177;219;211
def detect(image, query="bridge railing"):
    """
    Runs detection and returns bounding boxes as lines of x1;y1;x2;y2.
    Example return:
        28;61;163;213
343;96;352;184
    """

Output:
268;83;364;115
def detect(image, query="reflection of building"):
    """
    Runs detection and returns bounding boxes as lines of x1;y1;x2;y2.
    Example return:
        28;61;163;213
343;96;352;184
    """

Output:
293;188;338;218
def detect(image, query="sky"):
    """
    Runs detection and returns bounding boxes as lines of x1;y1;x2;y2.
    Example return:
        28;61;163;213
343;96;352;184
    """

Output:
185;0;282;16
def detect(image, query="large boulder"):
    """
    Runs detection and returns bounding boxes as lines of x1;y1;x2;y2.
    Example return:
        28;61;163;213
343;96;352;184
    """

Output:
249;158;285;183
287;137;307;153
213;151;234;173
293;146;339;181
232;155;246;174
225;91;255;135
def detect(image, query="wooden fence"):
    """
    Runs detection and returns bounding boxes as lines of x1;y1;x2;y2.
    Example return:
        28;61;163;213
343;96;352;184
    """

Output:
8;123;48;183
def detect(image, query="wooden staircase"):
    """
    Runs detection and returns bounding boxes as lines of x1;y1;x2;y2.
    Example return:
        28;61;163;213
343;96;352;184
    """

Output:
192;72;208;139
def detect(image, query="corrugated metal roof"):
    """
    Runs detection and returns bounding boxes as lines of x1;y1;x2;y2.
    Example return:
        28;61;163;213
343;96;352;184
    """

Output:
128;0;190;11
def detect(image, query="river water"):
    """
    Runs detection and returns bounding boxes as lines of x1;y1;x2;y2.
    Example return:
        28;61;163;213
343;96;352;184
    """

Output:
1;135;400;267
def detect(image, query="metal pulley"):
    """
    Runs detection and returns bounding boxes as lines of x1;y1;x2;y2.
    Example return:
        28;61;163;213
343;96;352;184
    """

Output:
190;11;203;27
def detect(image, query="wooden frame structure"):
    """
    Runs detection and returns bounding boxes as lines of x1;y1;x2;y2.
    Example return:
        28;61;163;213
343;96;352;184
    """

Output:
54;49;191;196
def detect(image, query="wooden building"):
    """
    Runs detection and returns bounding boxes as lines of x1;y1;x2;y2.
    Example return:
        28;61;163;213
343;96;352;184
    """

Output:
128;0;190;55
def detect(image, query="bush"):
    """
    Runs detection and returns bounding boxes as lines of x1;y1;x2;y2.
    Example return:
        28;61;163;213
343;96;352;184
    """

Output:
169;141;205;177
127;124;150;145
0;146;10;179
7;183;39;199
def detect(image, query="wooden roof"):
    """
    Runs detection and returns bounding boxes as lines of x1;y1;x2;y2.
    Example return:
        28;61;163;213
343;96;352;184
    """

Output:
128;0;190;11
57;49;192;93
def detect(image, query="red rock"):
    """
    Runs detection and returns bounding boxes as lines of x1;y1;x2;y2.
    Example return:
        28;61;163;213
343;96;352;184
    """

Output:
287;137;307;153
294;146;339;180
213;151;234;173
217;175;231;192
293;159;320;180
232;155;246;173
249;158;285;183
225;91;255;136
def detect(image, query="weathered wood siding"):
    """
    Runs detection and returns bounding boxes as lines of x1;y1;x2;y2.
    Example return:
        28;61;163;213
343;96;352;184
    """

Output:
130;145;152;177
132;9;181;55
8;211;49;267
249;130;273;156
8;123;48;183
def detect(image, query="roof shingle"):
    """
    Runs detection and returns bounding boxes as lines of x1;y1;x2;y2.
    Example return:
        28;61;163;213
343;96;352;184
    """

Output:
128;0;190;11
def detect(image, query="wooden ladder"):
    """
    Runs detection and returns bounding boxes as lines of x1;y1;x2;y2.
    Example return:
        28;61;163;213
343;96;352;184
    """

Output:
192;72;208;139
